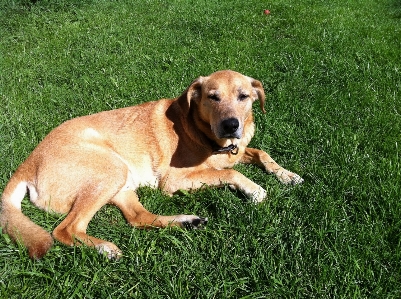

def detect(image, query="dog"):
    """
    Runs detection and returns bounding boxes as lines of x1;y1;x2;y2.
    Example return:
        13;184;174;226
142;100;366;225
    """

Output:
0;70;303;259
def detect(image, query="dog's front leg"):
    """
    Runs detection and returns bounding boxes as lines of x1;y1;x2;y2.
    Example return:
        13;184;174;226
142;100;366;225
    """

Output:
177;169;267;202
240;147;304;185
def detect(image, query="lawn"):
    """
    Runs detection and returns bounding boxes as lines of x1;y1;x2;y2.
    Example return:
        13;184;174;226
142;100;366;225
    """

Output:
1;0;400;297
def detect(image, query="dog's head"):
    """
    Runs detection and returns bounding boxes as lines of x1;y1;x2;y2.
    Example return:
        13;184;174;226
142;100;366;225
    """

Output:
187;70;265;143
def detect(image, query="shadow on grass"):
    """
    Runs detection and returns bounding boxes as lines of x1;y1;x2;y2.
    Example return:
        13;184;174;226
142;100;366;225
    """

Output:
1;0;93;13
390;0;401;18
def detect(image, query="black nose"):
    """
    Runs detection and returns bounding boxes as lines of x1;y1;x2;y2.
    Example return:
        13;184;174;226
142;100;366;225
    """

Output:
221;118;239;135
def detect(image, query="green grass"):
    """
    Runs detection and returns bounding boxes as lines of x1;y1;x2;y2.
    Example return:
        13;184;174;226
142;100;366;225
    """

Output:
1;0;400;297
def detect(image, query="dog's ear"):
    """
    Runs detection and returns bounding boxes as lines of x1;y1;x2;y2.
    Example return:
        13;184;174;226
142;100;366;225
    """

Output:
247;77;266;114
186;76;204;104
176;76;205;115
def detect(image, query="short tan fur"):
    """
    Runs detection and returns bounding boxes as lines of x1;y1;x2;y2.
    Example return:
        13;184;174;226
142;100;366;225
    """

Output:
0;70;303;259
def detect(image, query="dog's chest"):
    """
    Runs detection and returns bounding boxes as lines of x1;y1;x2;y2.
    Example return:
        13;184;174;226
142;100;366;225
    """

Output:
206;152;240;170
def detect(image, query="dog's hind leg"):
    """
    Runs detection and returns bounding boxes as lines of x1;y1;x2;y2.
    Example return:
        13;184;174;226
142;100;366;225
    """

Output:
111;189;207;230
52;185;124;259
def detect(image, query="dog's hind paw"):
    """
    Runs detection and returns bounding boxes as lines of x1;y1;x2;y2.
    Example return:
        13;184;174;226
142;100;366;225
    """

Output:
184;217;208;230
175;215;208;230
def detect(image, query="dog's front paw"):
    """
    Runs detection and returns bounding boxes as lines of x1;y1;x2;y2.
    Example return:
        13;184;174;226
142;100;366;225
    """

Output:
289;173;304;185
175;215;208;230
238;182;267;203
251;186;267;203
96;242;123;259
276;169;304;185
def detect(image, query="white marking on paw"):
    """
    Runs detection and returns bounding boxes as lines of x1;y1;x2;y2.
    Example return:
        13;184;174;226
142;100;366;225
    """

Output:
291;174;304;185
174;215;199;223
96;243;122;259
277;169;304;185
251;187;267;203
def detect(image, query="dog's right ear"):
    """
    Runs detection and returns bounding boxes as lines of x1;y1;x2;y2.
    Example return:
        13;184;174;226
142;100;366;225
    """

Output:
177;76;205;114
186;76;204;104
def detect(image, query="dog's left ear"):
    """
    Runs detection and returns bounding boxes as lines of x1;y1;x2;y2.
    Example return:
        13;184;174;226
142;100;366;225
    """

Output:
247;77;266;114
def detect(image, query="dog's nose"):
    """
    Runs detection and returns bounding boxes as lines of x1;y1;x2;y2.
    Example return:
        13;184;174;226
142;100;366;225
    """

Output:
221;118;239;135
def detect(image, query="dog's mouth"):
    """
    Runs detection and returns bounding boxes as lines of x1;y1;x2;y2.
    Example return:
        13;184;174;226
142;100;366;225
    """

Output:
220;132;241;139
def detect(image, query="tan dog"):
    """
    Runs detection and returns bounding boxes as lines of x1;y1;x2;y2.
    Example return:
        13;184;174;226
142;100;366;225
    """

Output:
0;70;303;259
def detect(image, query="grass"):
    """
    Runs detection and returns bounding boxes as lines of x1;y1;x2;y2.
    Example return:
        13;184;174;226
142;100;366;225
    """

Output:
1;0;400;297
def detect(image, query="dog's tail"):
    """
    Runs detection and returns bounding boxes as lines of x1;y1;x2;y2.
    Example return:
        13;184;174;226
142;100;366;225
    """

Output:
0;166;53;259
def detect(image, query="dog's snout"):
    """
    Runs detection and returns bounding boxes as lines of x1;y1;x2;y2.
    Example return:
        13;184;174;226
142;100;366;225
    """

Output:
221;118;239;135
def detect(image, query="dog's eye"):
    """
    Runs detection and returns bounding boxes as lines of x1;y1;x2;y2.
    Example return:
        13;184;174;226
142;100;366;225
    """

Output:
208;94;220;102
238;94;249;101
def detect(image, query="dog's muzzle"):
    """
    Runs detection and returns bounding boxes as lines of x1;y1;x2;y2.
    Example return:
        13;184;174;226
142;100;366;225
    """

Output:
219;118;241;138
